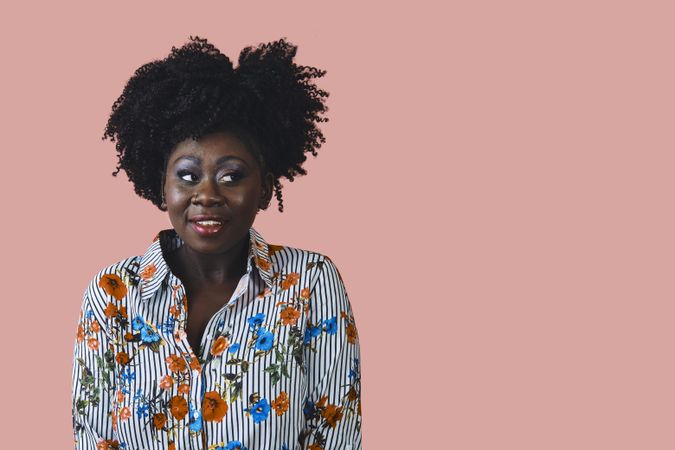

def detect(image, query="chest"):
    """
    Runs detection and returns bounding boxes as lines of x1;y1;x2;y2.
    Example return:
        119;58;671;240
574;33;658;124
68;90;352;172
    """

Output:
110;280;317;448
184;287;236;356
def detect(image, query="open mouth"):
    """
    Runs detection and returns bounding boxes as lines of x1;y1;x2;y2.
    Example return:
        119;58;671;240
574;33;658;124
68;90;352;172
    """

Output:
189;218;227;236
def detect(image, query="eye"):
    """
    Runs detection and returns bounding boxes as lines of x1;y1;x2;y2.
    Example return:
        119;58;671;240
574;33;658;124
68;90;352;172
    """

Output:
177;170;198;183
219;171;243;184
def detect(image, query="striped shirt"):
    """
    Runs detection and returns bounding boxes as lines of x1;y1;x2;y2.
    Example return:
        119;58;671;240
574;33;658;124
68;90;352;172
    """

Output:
71;227;362;450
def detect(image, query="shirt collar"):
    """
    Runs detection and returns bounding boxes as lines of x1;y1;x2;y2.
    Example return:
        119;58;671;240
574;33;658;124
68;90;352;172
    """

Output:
138;227;274;302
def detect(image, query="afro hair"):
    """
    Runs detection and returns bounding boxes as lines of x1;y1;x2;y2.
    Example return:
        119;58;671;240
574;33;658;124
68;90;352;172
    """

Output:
102;35;329;212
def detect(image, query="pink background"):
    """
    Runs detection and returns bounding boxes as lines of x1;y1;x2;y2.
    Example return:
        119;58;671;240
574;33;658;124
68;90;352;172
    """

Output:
2;1;674;448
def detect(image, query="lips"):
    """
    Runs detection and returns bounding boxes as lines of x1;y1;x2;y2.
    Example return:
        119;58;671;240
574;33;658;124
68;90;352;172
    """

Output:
189;215;228;237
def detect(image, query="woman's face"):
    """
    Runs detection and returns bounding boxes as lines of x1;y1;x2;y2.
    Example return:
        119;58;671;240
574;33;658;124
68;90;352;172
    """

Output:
163;130;273;255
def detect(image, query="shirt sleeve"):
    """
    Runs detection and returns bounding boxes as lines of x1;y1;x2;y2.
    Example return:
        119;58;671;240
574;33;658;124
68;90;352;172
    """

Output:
302;257;362;450
71;286;118;449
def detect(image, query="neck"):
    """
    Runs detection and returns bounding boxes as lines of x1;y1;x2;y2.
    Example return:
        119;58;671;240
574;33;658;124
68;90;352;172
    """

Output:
173;234;249;286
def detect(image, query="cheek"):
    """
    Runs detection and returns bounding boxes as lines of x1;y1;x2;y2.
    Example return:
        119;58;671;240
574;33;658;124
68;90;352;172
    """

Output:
228;187;262;211
165;187;190;204
164;184;193;214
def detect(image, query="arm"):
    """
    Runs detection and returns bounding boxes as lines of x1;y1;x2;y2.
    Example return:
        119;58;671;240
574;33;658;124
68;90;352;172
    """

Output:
302;257;362;450
71;287;118;449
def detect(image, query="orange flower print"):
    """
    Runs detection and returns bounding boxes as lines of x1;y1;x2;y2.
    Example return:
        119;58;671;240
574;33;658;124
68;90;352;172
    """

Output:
169;304;180;318
104;302;118;318
300;287;310;300
169;395;188;420
257;287;272;299
347;387;358;401
340;311;348;319
124;332;134;342
98;273;127;300
119;406;131;421
159;375;174;390
152;412;167;430
280;307;300;326
256;257;271;271
316;396;328;408
210;336;229;357
116;390;125;404
166;354;187;373
140;263;157;280
115;352;129;366
346;323;358;345
96;439;120;450
271;391;289;416
280;272;300;290
202;391;228;422
268;243;284;256
174;329;187;342
76;324;84;343
118;306;128;319
90;319;101;333
87;337;99;351
308;444;323;450
321;404;343;428
189;356;202;373
168;443;176;450
178;383;190;395
111;408;118;431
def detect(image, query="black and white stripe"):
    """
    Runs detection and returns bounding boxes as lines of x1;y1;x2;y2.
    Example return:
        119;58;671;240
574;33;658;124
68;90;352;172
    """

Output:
71;227;362;450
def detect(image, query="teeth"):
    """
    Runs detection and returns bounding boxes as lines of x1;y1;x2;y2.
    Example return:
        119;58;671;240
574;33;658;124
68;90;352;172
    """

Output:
196;220;222;226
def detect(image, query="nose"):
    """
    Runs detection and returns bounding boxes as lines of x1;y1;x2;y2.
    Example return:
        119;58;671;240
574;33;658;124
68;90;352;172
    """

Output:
192;178;224;206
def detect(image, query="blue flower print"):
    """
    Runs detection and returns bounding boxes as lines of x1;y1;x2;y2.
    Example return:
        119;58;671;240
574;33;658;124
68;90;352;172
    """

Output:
303;399;316;418
136;403;149;419
139;325;156;342
349;357;360;379
303;325;322;344
246;398;271;424
85;309;94;319
132;315;146;331
247;313;266;330
140;325;160;343
188;405;203;433
225;441;247;450
121;367;135;383
133;388;144;401
323;316;338;335
228;343;241;353
161;316;176;334
255;328;274;351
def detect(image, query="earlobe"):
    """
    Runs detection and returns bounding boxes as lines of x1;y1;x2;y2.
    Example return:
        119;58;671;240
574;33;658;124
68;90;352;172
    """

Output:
259;189;271;211
160;188;167;211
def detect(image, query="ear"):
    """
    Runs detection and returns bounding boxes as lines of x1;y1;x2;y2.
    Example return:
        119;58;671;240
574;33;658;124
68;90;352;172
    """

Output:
159;167;168;211
260;172;275;210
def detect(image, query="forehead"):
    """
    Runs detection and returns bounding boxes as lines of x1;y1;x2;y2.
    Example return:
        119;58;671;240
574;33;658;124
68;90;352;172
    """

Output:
168;131;258;166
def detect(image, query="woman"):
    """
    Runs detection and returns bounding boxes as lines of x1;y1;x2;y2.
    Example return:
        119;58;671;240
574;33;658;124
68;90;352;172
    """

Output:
71;36;361;450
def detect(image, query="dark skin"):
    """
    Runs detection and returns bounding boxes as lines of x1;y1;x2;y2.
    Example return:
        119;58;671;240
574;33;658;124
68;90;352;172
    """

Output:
161;131;274;356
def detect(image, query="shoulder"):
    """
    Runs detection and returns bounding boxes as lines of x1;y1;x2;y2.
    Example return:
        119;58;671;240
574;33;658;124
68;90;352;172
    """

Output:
267;243;348;297
82;255;142;308
268;243;340;278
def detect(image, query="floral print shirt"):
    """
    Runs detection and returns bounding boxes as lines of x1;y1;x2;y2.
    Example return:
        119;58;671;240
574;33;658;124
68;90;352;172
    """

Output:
71;227;362;450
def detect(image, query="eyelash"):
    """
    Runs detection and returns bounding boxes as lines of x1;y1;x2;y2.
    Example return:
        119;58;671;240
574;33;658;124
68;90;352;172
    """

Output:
177;170;242;184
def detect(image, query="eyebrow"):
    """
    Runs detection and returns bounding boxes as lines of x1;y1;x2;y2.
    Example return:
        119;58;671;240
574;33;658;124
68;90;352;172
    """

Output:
174;155;250;167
